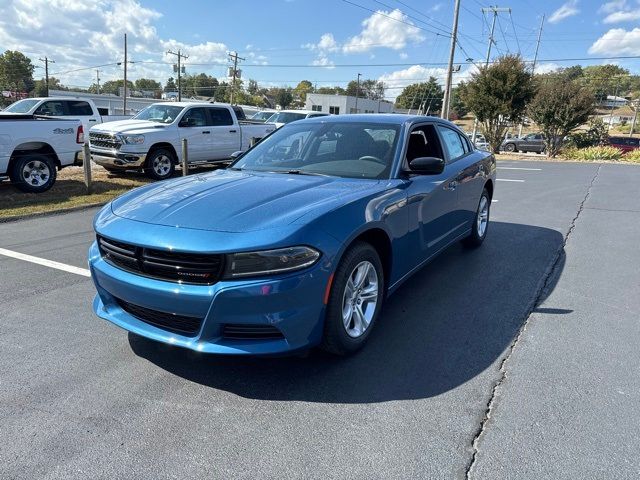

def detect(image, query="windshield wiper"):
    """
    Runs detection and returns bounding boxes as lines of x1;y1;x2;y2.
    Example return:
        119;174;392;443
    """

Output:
277;169;329;177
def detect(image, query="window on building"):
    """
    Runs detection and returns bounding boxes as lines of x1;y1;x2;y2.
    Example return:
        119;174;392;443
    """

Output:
329;106;340;114
311;105;322;112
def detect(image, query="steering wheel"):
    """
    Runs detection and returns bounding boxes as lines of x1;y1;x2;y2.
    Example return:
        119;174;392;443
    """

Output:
358;155;386;165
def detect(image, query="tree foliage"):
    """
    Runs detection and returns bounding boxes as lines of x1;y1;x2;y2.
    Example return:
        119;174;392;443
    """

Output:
0;50;34;93
449;84;468;119
346;78;385;100
134;78;161;91
316;86;346;95
293;80;314;104
460;55;535;153
395;77;443;113
33;77;65;96
164;77;177;92
527;77;595;157
566;118;608;149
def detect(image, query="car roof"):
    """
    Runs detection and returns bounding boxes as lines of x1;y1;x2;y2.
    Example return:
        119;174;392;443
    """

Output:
295;113;461;128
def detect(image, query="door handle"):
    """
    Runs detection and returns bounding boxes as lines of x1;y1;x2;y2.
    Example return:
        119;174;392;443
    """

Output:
202;131;210;134
89;119;97;122
229;129;237;133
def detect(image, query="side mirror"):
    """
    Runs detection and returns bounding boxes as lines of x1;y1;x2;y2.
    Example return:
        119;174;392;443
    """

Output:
230;151;244;160
408;156;445;175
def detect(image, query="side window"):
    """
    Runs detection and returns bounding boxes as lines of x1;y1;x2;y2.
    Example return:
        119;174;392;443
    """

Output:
181;108;208;127
437;126;465;161
405;124;444;162
459;132;470;153
67;101;93;116
34;101;65;116
208;107;234;126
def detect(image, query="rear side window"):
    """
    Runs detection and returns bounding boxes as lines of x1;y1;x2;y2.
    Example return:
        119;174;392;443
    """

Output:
232;106;246;120
437;126;466;161
66;101;93;116
34;101;65;116
208;107;234;126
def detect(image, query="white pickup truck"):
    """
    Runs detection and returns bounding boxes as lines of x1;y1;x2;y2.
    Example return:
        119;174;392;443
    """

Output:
3;97;128;132
88;102;276;179
0;114;84;192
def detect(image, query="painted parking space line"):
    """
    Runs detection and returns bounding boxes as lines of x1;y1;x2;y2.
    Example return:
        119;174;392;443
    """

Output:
0;247;91;277
497;167;542;171
492;199;498;203
497;178;525;182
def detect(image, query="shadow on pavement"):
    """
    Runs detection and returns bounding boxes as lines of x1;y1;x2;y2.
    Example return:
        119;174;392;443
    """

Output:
129;221;565;403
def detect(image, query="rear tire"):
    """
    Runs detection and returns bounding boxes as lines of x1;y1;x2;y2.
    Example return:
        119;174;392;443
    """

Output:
320;242;385;355
145;148;175;180
463;188;491;248
10;154;57;193
504;143;517;152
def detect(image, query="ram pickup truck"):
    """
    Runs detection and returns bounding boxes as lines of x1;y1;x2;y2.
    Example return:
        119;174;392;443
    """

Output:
0;114;84;192
3;97;128;132
88;102;276;179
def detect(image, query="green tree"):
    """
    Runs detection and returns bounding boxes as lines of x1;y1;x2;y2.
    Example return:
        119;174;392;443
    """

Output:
449;84;468;119
317;86;346;95
134;78;161;92
346;79;385;100
247;79;259;95
293;80;314;104
98;79;134;95
181;73;219;98
33;76;65;96
395;77;443;113
582;64;630;101
460;55;535;153
164;77;177;92
0;50;35;93
528;77;595;157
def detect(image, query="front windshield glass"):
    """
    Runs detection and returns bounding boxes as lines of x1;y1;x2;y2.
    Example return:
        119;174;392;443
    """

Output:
232;121;400;179
4;99;40;113
267;112;306;124
133;104;184;123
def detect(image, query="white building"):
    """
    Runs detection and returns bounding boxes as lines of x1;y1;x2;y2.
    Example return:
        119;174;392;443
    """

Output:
599;95;628;108
304;93;395;115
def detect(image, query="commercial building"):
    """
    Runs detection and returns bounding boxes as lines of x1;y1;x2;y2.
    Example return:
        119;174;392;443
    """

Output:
304;93;395;115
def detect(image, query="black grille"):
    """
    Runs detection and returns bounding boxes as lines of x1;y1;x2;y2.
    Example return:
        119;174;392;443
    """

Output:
89;132;122;149
222;324;284;340
116;297;203;335
98;235;225;285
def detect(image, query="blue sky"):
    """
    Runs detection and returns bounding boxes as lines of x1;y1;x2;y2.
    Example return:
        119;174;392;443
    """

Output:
1;0;639;100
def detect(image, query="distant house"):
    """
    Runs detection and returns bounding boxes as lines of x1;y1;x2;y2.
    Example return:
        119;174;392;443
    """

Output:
305;93;395;115
598;95;628;108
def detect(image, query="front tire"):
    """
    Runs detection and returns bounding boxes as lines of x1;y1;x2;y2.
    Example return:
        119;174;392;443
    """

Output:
463;188;491;248
320;242;385;355
145;148;175;180
504;143;517;152
10;154;57;193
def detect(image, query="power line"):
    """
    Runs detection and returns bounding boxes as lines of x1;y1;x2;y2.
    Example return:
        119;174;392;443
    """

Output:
372;0;452;36
509;12;522;54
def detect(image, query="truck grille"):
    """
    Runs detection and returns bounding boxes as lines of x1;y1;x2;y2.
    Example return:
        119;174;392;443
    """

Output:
115;297;203;336
90;132;121;149
98;235;225;285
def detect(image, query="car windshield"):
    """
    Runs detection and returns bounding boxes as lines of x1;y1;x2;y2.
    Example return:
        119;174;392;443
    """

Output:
4;99;40;113
267;112;307;124
252;111;274;121
232;121;400;179
133;105;184;123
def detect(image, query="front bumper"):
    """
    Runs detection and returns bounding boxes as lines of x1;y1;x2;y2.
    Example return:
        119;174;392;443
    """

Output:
89;241;330;355
90;149;147;169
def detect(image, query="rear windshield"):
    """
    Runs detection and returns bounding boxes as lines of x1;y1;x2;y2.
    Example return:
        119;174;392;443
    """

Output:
4;99;40;113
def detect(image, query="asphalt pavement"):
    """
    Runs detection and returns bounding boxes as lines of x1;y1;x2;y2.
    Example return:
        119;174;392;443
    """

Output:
1;160;638;479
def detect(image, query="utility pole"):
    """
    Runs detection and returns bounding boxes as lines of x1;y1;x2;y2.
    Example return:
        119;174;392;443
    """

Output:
355;73;361;113
96;69;101;94
123;33;127;114
167;49;188;101
441;0;461;120
228;51;245;105
518;14;545;137
38;57;55;97
471;6;510;141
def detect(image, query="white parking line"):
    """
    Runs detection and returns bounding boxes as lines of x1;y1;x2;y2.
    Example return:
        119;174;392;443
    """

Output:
497;178;525;182
497;167;542;171
492;199;499;203
0;247;91;277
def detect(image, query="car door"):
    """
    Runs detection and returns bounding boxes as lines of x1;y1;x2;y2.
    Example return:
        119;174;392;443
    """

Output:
206;107;240;160
177;107;211;162
533;134;545;152
65;100;99;132
403;123;465;263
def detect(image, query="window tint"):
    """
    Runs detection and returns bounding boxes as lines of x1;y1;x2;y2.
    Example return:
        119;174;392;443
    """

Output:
34;101;65;116
181;107;208;127
208;107;234;126
232;106;246;120
66;101;93;116
459;133;470;153
437;126;465;160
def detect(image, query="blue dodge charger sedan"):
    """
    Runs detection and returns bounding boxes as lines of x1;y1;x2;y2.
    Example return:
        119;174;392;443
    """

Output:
89;115;496;355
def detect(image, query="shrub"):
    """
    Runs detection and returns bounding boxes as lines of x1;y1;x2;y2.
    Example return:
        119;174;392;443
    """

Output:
561;146;622;161
566;118;608;148
623;149;640;163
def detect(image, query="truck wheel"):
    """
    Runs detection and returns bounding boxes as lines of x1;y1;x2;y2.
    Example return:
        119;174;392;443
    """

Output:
10;154;57;193
145;149;175;180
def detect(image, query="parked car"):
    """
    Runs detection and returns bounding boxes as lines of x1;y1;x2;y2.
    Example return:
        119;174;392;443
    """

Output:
0;114;84;192
266;109;329;128
89;114;496;356
606;136;640;153
2;97;127;132
251;110;277;122
88;102;276;179
501;133;546;153
468;133;490;151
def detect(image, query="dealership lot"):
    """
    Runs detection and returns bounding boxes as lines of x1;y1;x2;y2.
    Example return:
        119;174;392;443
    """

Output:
1;160;639;478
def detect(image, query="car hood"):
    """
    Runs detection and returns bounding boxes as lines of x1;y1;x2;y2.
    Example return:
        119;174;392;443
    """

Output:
110;169;382;232
91;119;169;135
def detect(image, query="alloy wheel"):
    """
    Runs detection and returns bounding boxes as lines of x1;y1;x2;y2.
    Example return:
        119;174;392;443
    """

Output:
22;160;50;187
341;260;379;338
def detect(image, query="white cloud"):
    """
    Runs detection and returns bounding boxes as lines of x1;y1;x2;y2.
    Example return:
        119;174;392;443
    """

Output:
378;65;448;101
533;62;563;74
599;0;628;14
589;27;640;54
549;0;580;23
430;3;443;12
399;52;408;59
604;9;640;21
343;9;424;53
311;56;335;69
599;1;640;23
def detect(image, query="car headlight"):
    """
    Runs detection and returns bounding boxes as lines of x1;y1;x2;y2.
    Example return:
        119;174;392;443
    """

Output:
119;134;145;145
223;246;320;278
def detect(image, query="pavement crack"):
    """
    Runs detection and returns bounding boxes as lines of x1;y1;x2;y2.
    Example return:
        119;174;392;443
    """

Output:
464;164;602;479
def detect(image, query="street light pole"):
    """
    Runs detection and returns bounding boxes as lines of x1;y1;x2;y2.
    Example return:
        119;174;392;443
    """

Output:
355;73;361;113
